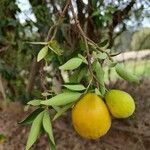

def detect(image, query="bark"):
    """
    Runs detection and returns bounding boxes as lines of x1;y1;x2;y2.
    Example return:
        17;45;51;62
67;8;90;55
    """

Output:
27;0;50;94
76;0;85;27
108;0;136;47
86;0;96;41
26;57;39;94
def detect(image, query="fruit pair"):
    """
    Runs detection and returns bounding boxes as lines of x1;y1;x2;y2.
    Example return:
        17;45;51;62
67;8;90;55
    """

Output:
72;90;135;139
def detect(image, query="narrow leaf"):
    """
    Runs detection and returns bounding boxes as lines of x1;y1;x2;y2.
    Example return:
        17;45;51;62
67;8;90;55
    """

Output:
37;46;48;62
105;49;111;53
18;108;44;125
48;40;62;55
96;52;107;60
43;110;55;146
63;84;86;91
59;57;83;70
115;64;140;84
78;54;88;64
94;61;106;96
25;111;44;150
77;67;87;82
99;39;109;48
95;88;102;96
108;61;118;67
27;100;41;106
69;69;81;83
52;106;61;112
53;103;73;120
40;92;81;106
27;42;48;45
48;46;62;55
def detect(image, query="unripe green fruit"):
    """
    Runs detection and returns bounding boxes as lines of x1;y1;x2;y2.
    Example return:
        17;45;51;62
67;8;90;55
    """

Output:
105;90;135;118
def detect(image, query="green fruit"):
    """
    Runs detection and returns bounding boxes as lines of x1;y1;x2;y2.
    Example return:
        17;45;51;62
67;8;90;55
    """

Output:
105;90;135;118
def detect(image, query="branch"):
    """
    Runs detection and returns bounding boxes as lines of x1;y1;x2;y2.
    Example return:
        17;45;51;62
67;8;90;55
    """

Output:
76;0;85;26
70;2;108;89
70;2;112;61
112;0;136;27
70;2;93;80
108;0;136;47
39;0;71;94
46;0;71;41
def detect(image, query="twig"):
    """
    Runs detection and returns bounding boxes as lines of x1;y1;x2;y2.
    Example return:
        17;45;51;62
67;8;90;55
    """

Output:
70;2;107;89
70;3;113;61
46;0;71;41
40;0;71;95
70;2;113;62
70;2;99;88
84;78;93;94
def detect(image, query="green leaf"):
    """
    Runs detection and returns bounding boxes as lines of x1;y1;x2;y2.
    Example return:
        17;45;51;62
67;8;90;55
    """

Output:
52;106;61;112
96;52;107;60
95;88;102;96
108;61;118;67
63;84;86;91
69;69;80;83
43;110;56;148
37;46;48;62
27;42;48;45
18;108;44;125
105;49;111;53
25;111;44;150
69;68;87;83
40;92;81;106
99;39;109;48
59;57;83;70
53;103;73;120
77;67;87;82
27;100;41;106
94;62;104;80
48;40;62;55
91;10;100;17
79;40;86;51
78;54;88;64
94;61;106;96
115;64;140;84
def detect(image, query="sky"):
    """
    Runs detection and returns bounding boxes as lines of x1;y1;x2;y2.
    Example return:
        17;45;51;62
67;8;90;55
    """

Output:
16;0;150;28
16;0;36;23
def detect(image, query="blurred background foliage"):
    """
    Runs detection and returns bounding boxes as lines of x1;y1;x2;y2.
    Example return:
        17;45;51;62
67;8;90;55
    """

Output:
0;0;150;103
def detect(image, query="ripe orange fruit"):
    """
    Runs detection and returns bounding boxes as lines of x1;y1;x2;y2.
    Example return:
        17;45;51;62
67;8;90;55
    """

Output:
105;90;135;118
72;93;111;139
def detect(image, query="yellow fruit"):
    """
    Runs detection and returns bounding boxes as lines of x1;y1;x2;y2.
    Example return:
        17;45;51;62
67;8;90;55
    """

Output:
72;93;111;139
105;90;135;118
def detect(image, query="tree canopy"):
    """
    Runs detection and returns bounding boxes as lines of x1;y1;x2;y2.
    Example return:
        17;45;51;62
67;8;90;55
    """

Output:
0;0;149;101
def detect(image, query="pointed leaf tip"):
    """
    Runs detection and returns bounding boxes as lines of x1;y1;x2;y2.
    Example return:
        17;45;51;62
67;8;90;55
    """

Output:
25;111;44;150
37;46;48;62
40;92;81;106
59;57;83;70
115;64;140;84
63;84;86;91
